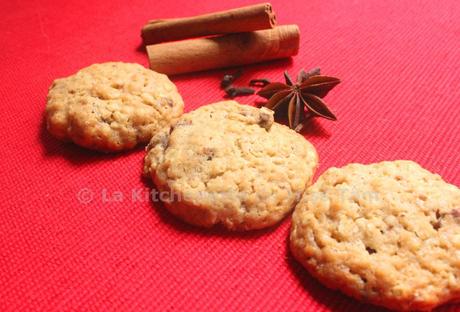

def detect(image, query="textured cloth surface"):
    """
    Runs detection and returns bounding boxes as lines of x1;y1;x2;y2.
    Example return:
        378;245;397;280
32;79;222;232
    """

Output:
0;0;459;311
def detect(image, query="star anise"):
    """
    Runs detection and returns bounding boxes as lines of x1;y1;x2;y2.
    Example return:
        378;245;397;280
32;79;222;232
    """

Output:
257;68;340;131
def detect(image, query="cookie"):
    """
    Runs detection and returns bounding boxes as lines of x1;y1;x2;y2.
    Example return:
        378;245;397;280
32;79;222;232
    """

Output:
46;62;184;152
143;101;318;230
290;160;460;311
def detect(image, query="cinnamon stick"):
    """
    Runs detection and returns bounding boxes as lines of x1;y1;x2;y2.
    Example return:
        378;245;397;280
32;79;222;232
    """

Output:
146;25;300;75
141;3;277;45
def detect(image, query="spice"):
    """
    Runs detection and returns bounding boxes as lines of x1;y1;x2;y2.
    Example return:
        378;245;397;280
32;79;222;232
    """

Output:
147;25;300;75
225;86;255;98
141;3;277;45
257;68;340;131
220;70;255;98
221;70;242;88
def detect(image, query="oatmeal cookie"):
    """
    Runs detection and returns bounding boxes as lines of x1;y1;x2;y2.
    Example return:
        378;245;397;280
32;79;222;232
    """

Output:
290;160;460;311
46;62;183;152
144;101;318;230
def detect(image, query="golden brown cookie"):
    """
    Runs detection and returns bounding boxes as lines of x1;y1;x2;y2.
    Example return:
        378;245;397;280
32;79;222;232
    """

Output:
290;160;460;311
46;62;183;152
144;101;318;230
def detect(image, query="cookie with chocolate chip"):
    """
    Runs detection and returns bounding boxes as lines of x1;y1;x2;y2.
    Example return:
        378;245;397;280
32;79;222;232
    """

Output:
46;62;183;152
290;160;460;311
143;101;318;230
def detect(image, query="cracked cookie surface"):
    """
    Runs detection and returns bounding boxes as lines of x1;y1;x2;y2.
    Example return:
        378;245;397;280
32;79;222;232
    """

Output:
290;160;460;311
46;62;183;152
143;101;318;230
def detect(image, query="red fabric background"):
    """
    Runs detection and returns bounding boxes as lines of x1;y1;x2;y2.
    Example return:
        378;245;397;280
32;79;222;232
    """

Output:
1;0;459;310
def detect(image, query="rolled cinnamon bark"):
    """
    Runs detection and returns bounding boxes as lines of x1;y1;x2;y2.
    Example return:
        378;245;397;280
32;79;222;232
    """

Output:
147;25;300;75
141;3;277;45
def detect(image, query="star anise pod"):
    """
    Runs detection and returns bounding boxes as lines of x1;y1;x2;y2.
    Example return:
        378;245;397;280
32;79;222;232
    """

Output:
257;68;340;131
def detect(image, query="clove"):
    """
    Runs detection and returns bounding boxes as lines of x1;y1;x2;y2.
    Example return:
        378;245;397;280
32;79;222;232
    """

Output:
220;70;243;89
225;86;255;98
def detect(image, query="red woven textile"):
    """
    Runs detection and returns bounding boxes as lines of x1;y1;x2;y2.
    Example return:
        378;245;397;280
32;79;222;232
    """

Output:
0;0;459;310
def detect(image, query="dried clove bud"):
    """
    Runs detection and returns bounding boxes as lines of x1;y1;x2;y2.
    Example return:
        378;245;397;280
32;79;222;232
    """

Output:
220;69;243;89
225;86;255;98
